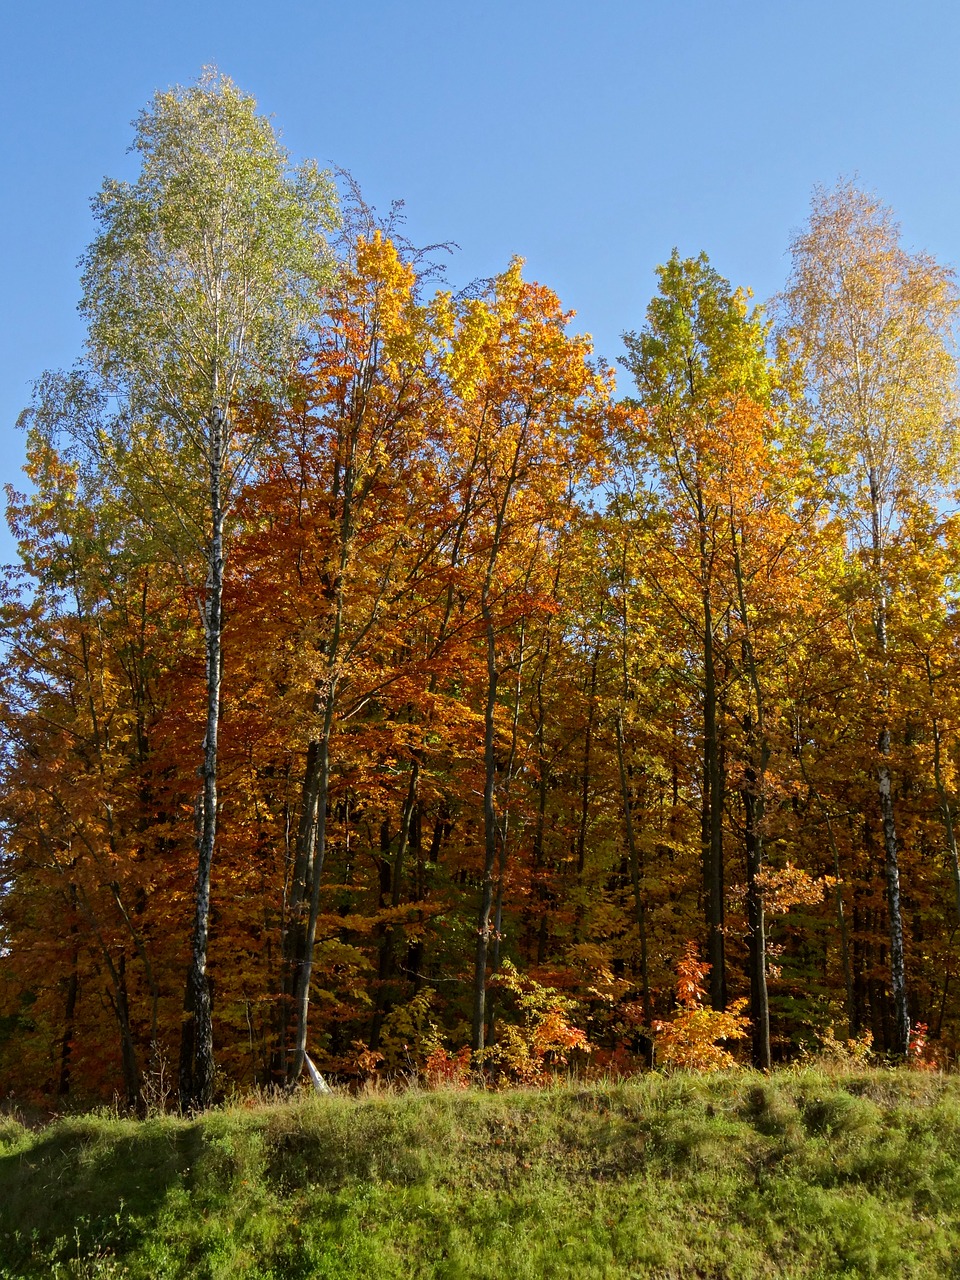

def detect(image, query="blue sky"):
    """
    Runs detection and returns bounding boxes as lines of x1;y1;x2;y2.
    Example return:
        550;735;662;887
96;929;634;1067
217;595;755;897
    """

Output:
3;0;959;563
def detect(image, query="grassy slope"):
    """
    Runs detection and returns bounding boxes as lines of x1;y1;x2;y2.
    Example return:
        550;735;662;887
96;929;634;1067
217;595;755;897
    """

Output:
1;1070;960;1278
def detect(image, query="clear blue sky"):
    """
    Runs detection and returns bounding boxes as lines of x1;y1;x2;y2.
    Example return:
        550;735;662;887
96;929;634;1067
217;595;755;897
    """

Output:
3;0;959;563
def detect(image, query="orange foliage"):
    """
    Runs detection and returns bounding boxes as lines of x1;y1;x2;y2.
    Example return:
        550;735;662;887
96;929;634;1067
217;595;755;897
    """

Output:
653;943;750;1071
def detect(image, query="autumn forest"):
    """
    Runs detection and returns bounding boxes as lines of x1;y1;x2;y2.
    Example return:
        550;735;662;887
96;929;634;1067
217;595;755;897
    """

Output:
4;72;960;1110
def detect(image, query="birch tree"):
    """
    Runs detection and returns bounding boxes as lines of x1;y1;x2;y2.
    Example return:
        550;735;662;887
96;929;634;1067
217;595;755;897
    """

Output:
778;180;959;1056
78;68;338;1107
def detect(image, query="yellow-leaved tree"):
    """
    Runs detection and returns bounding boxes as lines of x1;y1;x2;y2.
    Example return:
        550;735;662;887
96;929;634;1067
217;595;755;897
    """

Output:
778;181;960;1057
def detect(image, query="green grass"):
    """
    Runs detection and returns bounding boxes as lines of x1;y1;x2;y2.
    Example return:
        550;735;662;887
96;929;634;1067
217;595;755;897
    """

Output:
2;1069;960;1277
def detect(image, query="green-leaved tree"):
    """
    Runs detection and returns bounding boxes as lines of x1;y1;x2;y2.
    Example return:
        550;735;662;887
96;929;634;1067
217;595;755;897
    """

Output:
79;68;338;1108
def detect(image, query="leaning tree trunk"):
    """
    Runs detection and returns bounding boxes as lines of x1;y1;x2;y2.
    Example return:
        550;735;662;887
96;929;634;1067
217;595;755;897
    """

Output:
288;696;336;1084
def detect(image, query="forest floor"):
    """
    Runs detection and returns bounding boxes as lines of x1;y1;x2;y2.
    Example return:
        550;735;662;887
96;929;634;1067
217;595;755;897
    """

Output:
1;1068;959;1278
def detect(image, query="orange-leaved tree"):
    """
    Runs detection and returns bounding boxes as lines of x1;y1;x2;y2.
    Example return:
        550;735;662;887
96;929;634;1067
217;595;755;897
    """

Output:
654;941;749;1070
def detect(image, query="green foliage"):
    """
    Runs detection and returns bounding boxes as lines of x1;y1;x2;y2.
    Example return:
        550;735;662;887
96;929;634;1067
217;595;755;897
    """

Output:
378;989;440;1072
80;67;338;429
621;249;776;426
3;1073;960;1277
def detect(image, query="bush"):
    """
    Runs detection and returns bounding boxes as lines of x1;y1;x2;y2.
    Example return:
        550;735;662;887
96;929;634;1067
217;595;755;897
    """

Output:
653;942;749;1070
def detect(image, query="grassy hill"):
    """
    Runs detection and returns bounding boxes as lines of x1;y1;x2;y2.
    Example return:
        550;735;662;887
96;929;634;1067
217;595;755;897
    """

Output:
2;1069;960;1278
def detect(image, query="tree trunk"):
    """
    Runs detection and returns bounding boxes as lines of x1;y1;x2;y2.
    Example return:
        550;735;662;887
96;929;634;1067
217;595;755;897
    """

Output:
869;472;909;1058
878;744;910;1055
472;599;500;1052
702;588;726;1010
743;756;770;1069
180;406;225;1110
615;709;651;1023
731;534;769;1067
288;695;335;1083
105;950;143;1111
525;639;551;962
802;769;856;1038
278;423;352;1084
576;644;600;882
470;444;526;1053
370;765;420;1048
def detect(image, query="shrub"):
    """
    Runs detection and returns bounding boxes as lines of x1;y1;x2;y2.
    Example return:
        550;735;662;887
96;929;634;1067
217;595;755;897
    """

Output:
653;942;749;1071
476;961;592;1084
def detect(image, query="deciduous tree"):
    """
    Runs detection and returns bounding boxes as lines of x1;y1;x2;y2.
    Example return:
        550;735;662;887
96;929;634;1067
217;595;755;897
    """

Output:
778;181;959;1055
77;69;338;1107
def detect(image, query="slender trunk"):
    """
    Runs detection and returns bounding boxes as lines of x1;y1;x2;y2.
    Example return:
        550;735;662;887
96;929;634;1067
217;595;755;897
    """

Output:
869;471;909;1057
878;743;909;1054
526;635;551;961
289;694;335;1082
576;644;600;881
405;802;427;992
615;709;651;1022
391;765;421;913
702;589;725;1010
179;407;225;1110
369;821;395;1049
279;411;356;1083
486;617;527;1045
370;764;420;1047
743;747;770;1069
924;655;960;927
273;733;322;1082
613;533;650;1020
470;426;528;1053
486;860;507;1047
570;643;600;944
45;857;144;1107
109;880;160;1068
106;950;143;1111
70;572;163;1089
472;599;500;1052
802;770;856;1038
830;823;857;1039
731;531;769;1067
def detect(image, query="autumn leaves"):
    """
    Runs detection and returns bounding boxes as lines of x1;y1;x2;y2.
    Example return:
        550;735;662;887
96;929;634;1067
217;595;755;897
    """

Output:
3;76;960;1105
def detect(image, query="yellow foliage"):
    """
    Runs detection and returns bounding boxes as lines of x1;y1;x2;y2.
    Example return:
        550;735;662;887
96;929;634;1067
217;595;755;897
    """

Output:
652;941;750;1071
811;1025;875;1066
654;1001;750;1071
476;960;592;1085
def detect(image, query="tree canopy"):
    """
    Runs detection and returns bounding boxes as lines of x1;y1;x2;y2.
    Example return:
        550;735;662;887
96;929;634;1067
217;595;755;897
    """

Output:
3;82;960;1104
